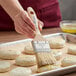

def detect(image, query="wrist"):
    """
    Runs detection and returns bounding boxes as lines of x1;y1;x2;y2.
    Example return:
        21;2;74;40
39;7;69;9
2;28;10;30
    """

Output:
11;8;24;21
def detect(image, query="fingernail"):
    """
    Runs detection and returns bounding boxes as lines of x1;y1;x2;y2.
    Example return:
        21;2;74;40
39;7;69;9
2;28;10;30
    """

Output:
41;21;44;27
40;25;42;29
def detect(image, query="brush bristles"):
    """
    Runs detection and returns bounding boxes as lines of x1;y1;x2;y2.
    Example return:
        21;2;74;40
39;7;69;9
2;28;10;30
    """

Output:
36;52;56;67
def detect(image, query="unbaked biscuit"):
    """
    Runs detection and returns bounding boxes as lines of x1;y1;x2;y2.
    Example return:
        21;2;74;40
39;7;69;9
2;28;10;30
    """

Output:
0;61;11;73
52;50;63;60
24;42;35;55
68;45;76;55
29;65;38;73
47;38;65;49
0;50;21;60
37;65;61;73
61;55;76;67
15;55;36;67
10;67;32;76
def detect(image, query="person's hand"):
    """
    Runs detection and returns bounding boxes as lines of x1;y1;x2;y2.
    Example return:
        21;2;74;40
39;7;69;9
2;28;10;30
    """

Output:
13;10;44;38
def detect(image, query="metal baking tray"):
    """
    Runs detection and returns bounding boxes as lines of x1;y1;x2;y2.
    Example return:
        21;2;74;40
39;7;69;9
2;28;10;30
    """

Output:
0;33;76;76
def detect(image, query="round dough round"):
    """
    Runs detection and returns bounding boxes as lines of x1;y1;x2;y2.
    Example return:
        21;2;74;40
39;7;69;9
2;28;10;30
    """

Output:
52;50;63;60
24;42;35;55
61;55;76;67
0;61;11;73
29;65;38;73
10;67;32;76
15;55;36;67
0;50;21;60
68;45;76;55
37;65;61;73
47;38;65;49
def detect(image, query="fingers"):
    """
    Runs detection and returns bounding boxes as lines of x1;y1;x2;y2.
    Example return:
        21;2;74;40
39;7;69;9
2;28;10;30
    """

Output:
14;10;44;38
15;24;35;38
14;16;35;38
22;23;35;37
21;10;44;32
21;11;36;31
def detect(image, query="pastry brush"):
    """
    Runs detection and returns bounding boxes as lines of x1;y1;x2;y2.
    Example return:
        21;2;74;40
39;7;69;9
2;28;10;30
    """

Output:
27;7;56;68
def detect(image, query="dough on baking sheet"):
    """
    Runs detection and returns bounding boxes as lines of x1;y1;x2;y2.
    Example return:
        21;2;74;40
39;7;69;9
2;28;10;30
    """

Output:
29;65;38;73
47;38;65;49
37;65;61;73
0;61;11;73
24;42;35;55
52;50;63;60
61;55;76;67
10;67;32;76
68;45;76;55
15;55;36;67
0;49;21;60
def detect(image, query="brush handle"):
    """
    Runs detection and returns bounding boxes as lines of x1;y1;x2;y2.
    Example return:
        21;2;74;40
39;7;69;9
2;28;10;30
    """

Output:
27;7;41;34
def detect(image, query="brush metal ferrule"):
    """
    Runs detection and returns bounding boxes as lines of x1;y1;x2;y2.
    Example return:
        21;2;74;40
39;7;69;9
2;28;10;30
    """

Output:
32;41;51;52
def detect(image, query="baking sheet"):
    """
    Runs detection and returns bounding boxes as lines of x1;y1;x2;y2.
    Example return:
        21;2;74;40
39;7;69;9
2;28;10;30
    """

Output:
0;33;76;76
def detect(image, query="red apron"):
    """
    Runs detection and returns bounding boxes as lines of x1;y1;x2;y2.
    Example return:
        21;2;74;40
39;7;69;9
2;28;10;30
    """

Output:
0;0;61;31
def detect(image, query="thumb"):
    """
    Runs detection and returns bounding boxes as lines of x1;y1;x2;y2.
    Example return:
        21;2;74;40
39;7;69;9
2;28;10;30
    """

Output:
38;20;44;31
